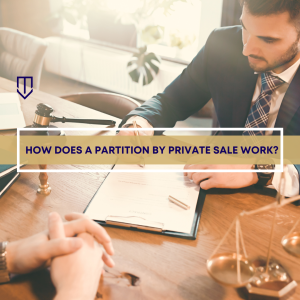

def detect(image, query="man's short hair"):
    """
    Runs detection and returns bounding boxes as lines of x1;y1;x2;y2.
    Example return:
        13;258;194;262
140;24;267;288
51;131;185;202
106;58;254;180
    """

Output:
240;0;300;28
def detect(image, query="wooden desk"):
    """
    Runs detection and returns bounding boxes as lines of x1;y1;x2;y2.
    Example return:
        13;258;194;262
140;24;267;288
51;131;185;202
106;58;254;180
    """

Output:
0;77;300;300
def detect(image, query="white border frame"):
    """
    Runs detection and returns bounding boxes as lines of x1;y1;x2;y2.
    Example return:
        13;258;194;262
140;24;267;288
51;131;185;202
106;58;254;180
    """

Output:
16;127;283;173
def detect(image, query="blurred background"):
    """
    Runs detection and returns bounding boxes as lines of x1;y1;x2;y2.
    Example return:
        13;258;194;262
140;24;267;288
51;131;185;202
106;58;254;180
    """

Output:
0;0;241;128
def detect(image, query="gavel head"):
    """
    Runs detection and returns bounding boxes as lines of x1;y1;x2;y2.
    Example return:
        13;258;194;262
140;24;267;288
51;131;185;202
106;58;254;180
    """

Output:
33;103;54;127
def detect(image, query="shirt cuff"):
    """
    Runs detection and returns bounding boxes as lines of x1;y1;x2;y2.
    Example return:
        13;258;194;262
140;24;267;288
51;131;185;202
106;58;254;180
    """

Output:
271;165;299;197
123;116;154;136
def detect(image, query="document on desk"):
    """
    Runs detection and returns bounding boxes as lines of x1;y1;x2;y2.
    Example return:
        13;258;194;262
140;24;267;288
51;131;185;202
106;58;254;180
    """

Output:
84;164;200;234
0;93;26;130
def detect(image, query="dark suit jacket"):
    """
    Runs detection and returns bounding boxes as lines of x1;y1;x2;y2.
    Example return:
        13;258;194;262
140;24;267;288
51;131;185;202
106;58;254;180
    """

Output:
120;26;300;193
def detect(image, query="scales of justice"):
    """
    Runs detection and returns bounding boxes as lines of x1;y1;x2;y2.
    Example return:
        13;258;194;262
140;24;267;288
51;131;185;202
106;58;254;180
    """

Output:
207;167;300;300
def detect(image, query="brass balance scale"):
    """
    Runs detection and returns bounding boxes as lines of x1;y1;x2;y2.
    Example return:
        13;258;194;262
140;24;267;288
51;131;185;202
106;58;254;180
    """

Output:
207;167;300;299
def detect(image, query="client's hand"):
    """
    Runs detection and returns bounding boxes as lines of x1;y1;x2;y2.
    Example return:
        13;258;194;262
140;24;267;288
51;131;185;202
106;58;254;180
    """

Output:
6;212;114;274
49;212;104;300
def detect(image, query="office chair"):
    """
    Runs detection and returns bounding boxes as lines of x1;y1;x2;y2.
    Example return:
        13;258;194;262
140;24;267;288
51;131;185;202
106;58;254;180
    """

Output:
60;92;140;119
0;27;48;89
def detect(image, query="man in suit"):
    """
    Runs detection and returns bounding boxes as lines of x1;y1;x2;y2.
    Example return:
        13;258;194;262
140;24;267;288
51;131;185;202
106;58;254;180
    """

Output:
119;0;300;196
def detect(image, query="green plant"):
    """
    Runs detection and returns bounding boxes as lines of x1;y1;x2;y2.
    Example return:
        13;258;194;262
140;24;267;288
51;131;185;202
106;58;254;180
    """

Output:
127;45;161;86
48;0;191;86
117;0;189;27
46;0;103;28
119;0;189;85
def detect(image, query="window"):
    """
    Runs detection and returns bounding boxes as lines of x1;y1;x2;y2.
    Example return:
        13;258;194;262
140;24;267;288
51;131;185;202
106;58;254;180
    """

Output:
58;0;223;62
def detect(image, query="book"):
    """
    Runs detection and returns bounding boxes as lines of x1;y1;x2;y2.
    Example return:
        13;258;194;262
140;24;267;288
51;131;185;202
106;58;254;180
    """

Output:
0;171;20;198
0;165;18;179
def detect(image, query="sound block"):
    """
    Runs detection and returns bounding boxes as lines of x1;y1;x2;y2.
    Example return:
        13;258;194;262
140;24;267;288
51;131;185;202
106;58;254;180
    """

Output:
246;259;297;300
19;125;65;136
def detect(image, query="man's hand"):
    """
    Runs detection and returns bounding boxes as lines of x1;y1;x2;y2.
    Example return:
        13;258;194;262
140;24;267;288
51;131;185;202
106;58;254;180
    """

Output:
6;212;114;274
114;123;153;165
184;164;258;189
49;212;104;300
117;124;153;137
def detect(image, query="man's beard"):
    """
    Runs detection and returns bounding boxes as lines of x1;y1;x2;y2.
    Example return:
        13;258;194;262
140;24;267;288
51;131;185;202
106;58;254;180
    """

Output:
248;38;300;72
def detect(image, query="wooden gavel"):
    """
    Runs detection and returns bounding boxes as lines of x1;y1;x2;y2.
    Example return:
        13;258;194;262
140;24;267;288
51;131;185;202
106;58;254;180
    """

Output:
32;103;116;127
37;165;51;195
32;103;115;195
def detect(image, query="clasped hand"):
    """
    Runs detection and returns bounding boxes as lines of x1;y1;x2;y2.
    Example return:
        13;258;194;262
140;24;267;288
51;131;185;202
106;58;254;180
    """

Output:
6;212;114;300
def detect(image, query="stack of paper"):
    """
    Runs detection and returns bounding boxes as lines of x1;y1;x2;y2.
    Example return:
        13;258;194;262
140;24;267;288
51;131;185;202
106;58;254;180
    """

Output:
85;164;200;234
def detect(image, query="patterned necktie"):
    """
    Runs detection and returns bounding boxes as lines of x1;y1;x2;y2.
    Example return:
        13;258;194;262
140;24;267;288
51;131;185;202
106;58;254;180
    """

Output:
243;72;285;136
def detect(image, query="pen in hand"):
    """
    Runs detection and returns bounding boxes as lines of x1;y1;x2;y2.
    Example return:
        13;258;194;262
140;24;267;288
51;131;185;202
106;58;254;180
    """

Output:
133;121;145;168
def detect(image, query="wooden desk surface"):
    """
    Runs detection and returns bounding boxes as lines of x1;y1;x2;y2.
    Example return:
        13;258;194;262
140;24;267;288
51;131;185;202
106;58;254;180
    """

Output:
0;77;300;300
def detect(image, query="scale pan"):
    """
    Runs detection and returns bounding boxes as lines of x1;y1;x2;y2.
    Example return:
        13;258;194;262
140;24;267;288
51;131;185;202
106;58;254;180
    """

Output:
207;252;255;288
281;232;300;258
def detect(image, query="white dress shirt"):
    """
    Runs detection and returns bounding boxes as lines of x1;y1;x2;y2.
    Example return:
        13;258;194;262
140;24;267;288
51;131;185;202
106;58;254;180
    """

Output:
124;58;300;196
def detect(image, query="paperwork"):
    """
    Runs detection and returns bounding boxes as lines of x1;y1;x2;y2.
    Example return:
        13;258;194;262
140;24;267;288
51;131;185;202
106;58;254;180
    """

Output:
85;164;200;234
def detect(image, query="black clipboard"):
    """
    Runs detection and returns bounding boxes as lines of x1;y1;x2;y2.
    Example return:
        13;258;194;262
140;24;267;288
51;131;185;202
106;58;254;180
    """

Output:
84;167;206;240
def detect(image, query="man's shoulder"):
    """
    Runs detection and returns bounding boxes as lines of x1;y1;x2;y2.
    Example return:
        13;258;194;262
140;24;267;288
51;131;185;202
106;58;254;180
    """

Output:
207;25;243;51
187;25;246;87
211;25;242;38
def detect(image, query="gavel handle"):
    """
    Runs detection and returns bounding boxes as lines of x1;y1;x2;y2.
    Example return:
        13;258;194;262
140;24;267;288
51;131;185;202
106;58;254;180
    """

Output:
52;117;115;126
